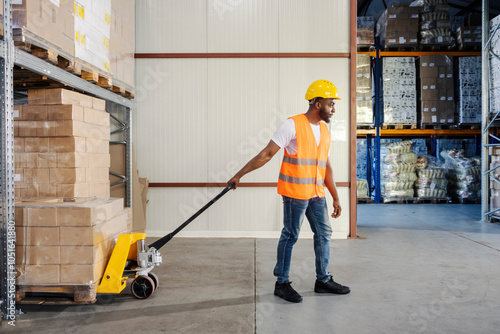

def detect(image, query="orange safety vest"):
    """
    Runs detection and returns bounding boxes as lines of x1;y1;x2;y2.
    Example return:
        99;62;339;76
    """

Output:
277;114;330;200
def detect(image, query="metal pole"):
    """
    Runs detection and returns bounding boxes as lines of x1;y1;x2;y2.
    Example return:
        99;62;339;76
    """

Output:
482;0;490;223
126;107;133;208
374;37;381;203
1;0;17;321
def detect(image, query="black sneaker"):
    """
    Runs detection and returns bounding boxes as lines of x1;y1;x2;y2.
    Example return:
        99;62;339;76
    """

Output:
274;281;303;303
314;278;350;294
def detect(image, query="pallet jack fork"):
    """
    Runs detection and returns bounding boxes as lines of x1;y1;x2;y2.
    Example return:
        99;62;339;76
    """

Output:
97;183;235;299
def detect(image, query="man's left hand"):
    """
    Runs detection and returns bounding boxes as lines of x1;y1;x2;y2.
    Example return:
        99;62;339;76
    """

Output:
331;200;341;219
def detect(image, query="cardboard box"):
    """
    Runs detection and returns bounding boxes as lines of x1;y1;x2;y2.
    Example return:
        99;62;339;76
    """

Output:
110;0;135;90
56;183;90;197
110;144;148;232
59;211;128;246
16;226;59;246
25;246;60;265
22;265;60;284
47;104;85;121
57;152;89;168
28;89;94;108
60;241;111;265
60;259;107;284
13;0;74;59
49;137;87;153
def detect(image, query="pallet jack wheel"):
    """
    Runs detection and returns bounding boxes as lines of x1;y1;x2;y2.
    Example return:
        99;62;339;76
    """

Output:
131;276;155;299
148;272;159;291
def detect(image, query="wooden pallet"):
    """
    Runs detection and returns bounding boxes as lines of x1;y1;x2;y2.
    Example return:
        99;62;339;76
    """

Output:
357;45;375;52
357;197;372;204
382;123;417;130
383;45;418;52
418;44;455;51
412;197;452;204
420;123;458;130
16;284;98;305
454;198;481;205
457;123;481;130
458;43;481;51
357;124;375;130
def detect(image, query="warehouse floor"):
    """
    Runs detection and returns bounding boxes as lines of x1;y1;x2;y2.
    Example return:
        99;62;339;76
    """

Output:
3;204;500;333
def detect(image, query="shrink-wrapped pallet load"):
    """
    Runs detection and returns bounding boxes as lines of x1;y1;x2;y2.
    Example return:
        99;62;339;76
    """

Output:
381;140;418;202
15;197;132;302
414;155;448;199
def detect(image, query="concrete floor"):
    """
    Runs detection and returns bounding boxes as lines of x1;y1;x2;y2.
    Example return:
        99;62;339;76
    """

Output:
3;204;500;333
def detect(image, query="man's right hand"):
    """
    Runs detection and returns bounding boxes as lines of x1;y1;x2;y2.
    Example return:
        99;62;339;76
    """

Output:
228;177;240;189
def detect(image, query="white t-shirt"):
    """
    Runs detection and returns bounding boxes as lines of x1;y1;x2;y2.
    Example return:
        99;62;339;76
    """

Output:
271;118;321;155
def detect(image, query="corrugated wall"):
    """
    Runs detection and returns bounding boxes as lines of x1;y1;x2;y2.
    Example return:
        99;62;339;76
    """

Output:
134;0;353;239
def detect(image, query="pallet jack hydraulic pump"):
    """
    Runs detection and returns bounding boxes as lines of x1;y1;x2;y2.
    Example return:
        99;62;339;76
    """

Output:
97;183;235;299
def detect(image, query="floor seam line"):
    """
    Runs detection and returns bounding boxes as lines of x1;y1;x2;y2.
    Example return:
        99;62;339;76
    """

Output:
254;238;257;334
450;232;500;252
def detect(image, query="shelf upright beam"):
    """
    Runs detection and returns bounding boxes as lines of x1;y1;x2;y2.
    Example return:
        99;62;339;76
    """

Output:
374;37;382;203
0;0;16;321
482;0;490;222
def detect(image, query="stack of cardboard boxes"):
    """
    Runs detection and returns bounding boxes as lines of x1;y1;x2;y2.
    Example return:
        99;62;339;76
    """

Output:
457;57;481;124
74;0;111;75
455;26;482;50
356;54;373;125
15;197;131;288
376;4;419;49
14;88;111;198
8;0;135;93
110;0;135;91
382;57;417;124
12;0;74;60
419;55;455;126
357;16;374;47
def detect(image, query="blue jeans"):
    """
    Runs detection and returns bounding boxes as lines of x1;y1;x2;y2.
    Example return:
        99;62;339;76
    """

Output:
274;196;333;284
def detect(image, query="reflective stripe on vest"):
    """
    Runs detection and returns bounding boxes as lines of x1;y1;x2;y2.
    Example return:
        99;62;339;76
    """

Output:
277;114;330;200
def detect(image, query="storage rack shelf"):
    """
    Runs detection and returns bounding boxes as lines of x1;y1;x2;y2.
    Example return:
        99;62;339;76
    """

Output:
357;41;483;203
0;0;133;319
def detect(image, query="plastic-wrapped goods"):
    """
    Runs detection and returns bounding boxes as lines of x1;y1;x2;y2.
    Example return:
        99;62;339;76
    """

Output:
411;0;455;47
356;54;373;125
440;149;481;201
414;155;448;199
382;57;417;124
357;179;369;198
381;140;417;202
457;57;482;124
376;4;420;49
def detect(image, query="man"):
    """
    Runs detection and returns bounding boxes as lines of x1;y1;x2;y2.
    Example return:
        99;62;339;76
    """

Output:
228;80;350;303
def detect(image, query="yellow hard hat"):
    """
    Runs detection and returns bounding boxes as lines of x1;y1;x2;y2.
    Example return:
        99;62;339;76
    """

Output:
305;80;341;100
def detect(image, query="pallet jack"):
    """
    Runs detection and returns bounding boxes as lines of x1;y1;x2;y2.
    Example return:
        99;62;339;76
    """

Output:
96;183;235;299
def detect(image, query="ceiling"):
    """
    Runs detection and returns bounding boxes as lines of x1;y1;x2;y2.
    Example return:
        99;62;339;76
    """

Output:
358;0;500;19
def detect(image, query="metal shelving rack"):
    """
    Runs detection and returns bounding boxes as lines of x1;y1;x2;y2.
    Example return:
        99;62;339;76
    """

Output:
481;0;500;222
0;0;133;318
358;43;482;203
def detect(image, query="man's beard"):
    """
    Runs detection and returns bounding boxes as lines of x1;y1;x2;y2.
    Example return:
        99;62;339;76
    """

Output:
319;107;331;123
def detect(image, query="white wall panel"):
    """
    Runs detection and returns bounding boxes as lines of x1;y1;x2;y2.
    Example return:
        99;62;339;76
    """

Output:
279;58;351;182
146;188;210;234
279;0;350;53
207;58;282;183
207;0;279;52
135;0;207;53
134;59;208;182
